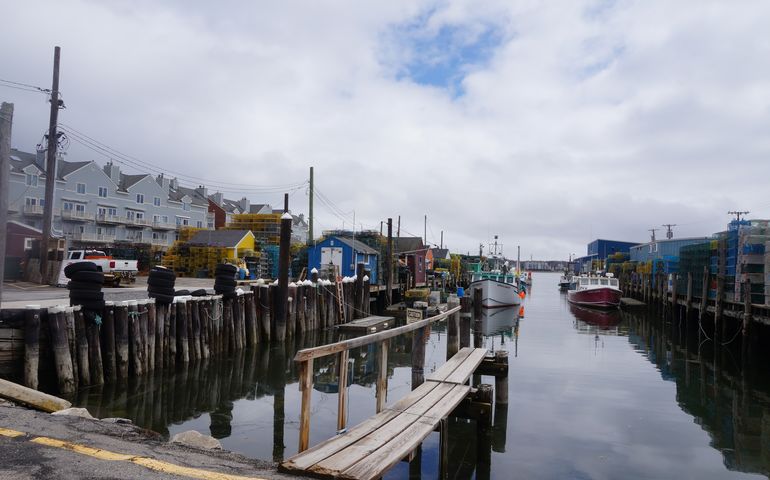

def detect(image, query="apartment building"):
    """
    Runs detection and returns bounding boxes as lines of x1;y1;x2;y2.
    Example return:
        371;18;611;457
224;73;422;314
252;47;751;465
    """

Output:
7;149;209;249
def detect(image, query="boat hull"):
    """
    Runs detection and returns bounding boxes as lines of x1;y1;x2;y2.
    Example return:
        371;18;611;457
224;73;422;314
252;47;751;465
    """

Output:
470;279;521;308
567;287;621;309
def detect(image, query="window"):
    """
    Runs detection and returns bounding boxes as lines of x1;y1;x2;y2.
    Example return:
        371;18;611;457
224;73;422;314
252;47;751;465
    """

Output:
176;217;189;226
153;197;161;207
590;278;599;285
39;198;45;207
76;183;86;194
108;207;117;216
182;202;190;211
136;212;144;220
153;214;160;223
25;174;38;187
162;215;168;223
196;221;203;228
418;256;423;272
70;251;82;259
75;204;85;213
152;232;167;241
136;193;144;204
97;207;107;216
25;197;36;206
126;210;136;220
24;238;34;251
63;202;73;211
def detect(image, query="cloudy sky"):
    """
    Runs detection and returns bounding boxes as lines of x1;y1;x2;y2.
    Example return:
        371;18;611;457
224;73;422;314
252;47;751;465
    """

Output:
2;0;770;259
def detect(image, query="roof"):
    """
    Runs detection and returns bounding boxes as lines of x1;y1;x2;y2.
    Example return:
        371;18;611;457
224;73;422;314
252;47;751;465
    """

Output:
188;230;253;247
394;237;425;253
8;220;43;234
221;199;243;213
57;160;90;179
332;236;378;255
250;204;269;214
169;185;208;206
120;173;149;190
431;248;449;259
8;149;42;173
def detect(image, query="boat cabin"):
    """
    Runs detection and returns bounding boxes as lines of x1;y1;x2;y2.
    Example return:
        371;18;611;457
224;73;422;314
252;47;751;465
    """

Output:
577;276;619;288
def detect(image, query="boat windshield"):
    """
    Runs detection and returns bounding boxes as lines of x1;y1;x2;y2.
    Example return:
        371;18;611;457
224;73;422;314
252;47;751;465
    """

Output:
590;278;599;285
600;278;609;285
610;278;619;287
580;278;589;286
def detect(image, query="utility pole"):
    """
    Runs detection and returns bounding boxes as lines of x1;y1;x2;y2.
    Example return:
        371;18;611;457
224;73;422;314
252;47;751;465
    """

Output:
397;215;400;238
40;46;62;282
440;231;443;250
662;224;677;240
0;102;14;305
386;218;393;306
423;215;427;245
648;228;658;243
307;166;313;244
728;210;750;222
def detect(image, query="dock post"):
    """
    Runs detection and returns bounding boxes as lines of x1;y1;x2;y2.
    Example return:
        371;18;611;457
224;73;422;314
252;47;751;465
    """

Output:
48;306;75;394
65;307;78;389
128;301;144;375
23;306;41;390
115;302;129;379
298;358;313;453
742;278;752;363
86;310;104;385
376;339;389;413
715;276;723;343
337;349;350;432
74;308;91;386
276;209;292;342
168;299;177;369
685;272;693;322
411;326;427;390
259;286;271;343
386;218;393;306
473;287;483;319
460;296;471;349
245;292;257;346
447;296;460;360
147;301;156;371
699;266;709;322
671;273;678;321
494;350;508;405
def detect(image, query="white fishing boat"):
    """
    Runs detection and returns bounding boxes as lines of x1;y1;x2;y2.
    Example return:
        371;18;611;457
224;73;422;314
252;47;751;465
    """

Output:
469;236;521;308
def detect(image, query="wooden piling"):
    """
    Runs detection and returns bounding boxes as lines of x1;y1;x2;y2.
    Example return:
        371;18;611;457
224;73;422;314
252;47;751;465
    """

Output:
223;297;234;354
376;339;388;413
102;302;117;381
460;296;471;349
715;276;723;343
337;349;349;432
115;302;129;379
670;274;678;320
494;350;508;405
147;301;156;371
65;307;78;389
23;306;41;390
191;299;202;361
74;308;91;386
447;296;460;360
48;307;75;394
155;303;165;369
177;300;189;364
742;278;752;361
128;301;144;376
245;292;257;347
473;287;483;319
86;312;103;385
259;286;271;343
168;300;177;369
139;301;150;372
699;267;709;321
411;326;427;390
685;272;693;320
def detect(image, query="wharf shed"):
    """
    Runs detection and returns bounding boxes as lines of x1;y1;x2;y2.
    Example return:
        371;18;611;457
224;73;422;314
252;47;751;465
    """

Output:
187;230;255;260
307;235;379;283
576;238;640;272
395;237;430;287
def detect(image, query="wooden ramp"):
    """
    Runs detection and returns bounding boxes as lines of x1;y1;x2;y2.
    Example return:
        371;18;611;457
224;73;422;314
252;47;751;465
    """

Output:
280;347;488;480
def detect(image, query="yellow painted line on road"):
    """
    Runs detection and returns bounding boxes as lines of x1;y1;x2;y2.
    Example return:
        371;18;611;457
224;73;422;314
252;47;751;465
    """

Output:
1;428;266;480
0;427;25;438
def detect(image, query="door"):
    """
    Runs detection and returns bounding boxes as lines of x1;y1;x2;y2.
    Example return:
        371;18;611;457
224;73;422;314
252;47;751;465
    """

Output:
321;247;343;272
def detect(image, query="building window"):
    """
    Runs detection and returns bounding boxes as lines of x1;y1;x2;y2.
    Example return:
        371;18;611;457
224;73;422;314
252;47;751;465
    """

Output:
108;207;117;216
39;198;45;207
75;204;85;213
196;221;203;228
24;238;34;250
136;212;144;220
162;215;168;223
98;207;107;216
153;197;161;207
176;217;189;226
76;183;86;194
183;202;190;211
25;197;36;206
418;256;423;272
136;193;144;204
63;202;73;211
25;174;38;187
98;186;107;198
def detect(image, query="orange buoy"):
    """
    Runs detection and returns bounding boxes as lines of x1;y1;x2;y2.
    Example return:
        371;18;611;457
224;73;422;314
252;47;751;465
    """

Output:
519;290;526;299
519;306;525;317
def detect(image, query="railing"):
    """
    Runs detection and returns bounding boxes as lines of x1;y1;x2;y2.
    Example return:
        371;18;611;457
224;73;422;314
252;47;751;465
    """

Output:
293;304;461;453
125;236;150;244
125;217;150;227
151;221;176;230
61;209;92;221
95;213;124;224
23;205;44;215
150;238;168;247
70;232;116;242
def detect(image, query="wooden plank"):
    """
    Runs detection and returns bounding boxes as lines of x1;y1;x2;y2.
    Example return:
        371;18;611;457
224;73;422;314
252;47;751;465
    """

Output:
425;347;474;382
337;349;350;433
294;305;461;362
443;348;487;384
339;384;471;480
298;358;313;453
313;383;458;476
375;340;388;413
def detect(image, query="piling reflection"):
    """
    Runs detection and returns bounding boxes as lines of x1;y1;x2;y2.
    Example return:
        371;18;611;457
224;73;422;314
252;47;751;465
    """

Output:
623;310;770;477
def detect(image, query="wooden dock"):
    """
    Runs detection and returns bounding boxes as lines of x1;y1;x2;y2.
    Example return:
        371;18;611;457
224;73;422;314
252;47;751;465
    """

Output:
337;315;393;334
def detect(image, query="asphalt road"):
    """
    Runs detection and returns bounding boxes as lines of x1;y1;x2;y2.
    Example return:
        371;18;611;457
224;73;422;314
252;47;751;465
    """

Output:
0;402;297;480
1;277;216;309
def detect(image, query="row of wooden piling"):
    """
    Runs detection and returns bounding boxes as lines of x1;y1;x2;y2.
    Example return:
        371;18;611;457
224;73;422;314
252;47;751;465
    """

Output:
21;277;373;396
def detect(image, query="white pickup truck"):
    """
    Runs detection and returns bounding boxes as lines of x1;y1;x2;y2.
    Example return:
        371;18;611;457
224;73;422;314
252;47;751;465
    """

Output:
63;250;139;287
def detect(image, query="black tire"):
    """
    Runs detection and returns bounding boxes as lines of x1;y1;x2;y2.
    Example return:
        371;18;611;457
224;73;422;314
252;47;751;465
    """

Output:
174;289;190;296
69;290;105;301
71;270;105;284
148;292;174;304
67;281;102;291
148;286;175;297
64;261;98;278
215;263;237;273
147;277;175;289
214;287;236;296
214;276;236;287
149;267;175;280
190;289;208;297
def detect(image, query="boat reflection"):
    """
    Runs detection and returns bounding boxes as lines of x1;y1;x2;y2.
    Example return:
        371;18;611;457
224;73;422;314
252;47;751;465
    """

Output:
480;307;519;336
570;303;623;335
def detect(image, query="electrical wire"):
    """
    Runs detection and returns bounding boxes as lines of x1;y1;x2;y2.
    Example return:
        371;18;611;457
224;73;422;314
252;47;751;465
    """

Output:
0;78;51;93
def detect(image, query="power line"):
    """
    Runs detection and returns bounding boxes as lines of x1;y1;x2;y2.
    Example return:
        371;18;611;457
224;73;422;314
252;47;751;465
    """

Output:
0;78;51;94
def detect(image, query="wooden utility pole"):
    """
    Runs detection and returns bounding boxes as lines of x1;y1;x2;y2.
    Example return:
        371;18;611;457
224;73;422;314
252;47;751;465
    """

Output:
308;166;313;244
423;214;427;245
397;215;400;238
0;102;14;305
386;218;393;306
41;46;62;282
276;193;292;341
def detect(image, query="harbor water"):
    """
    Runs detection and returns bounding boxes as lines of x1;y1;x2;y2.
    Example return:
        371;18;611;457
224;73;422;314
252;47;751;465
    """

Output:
72;272;770;479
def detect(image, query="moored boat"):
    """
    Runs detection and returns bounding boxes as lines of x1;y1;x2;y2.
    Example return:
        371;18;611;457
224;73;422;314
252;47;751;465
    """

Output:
558;272;572;291
469;236;521;308
567;274;622;309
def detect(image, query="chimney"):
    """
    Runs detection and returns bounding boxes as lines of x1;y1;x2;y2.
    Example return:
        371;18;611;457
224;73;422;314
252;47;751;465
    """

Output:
195;184;208;199
211;192;223;206
156;173;170;193
169;177;178;190
104;161;121;185
238;197;250;213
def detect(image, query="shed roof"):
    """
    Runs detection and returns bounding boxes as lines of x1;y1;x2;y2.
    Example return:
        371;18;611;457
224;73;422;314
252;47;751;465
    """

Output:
188;230;253;247
170;185;208;206
431;248;449;259
333;236;378;255
394;237;425;253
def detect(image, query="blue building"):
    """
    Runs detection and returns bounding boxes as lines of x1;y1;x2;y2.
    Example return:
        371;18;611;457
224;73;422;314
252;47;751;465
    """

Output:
307;235;379;283
629;237;712;263
575;238;640;273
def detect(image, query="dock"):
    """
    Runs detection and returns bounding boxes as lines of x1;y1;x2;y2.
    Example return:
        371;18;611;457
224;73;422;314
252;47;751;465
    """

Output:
336;315;392;334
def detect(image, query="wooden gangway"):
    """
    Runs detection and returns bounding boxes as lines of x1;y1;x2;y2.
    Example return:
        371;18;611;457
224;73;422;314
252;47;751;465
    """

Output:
278;300;506;479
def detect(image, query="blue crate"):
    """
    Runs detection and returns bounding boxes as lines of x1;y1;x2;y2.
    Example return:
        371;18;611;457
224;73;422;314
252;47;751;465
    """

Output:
742;244;765;255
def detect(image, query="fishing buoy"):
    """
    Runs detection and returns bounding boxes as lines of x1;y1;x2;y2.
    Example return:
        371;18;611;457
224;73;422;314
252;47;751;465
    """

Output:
519;306;525;318
519;290;526;299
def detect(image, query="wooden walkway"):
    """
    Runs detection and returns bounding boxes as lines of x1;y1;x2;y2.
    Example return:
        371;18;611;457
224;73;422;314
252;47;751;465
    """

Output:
281;347;487;480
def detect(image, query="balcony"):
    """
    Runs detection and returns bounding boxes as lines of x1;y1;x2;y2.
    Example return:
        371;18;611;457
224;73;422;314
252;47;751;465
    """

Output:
151;238;169;247
124;235;150;244
95;213;124;225
23;205;44;216
125;217;150;228
152;221;176;231
61;209;92;222
71;232;116;243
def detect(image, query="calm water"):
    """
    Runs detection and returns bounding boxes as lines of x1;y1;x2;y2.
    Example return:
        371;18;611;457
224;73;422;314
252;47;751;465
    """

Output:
73;272;770;479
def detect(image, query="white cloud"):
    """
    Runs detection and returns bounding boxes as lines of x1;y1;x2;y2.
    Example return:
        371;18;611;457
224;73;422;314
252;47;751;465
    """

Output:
2;0;769;257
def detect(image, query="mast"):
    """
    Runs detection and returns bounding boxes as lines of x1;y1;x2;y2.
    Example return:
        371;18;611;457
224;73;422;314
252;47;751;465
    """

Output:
516;245;521;275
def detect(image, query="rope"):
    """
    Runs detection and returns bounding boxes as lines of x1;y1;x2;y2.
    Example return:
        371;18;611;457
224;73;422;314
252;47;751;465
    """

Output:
720;326;743;346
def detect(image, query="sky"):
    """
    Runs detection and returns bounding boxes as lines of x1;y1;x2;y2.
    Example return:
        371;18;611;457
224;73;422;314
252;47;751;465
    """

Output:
2;0;770;260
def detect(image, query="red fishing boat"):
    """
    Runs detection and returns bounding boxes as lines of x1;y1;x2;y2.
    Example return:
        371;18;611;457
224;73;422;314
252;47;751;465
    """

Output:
567;274;622;309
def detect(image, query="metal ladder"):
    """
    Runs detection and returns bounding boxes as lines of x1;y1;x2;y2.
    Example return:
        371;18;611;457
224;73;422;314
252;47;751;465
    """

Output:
335;266;346;323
